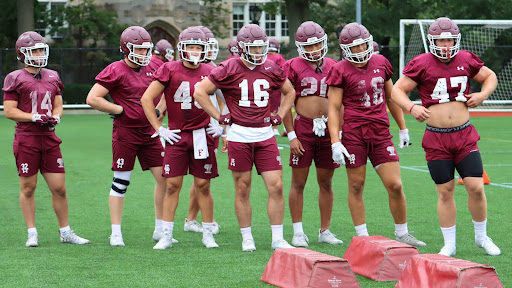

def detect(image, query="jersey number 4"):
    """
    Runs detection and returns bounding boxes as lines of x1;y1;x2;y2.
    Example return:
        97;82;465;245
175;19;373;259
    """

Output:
431;76;468;103
174;81;202;110
238;79;270;107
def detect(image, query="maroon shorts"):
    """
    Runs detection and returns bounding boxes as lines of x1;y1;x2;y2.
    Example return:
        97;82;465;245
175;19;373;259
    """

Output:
112;125;163;171
422;122;480;164
342;122;399;168
228;137;282;173
162;131;218;179
13;133;65;176
289;115;339;170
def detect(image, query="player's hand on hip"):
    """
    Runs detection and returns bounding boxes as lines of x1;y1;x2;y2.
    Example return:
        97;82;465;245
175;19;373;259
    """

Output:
158;126;181;145
331;141;350;165
398;129;411;148
465;92;485;108
206;123;224;137
218;113;232;125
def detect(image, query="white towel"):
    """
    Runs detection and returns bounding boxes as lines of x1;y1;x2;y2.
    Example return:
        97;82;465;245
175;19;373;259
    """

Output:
193;128;209;159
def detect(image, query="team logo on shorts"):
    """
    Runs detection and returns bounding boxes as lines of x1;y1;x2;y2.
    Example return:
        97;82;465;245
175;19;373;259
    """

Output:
349;154;356;165
387;146;396;156
292;155;299;166
276;156;282;166
21;163;29;174
204;164;213;174
230;158;235;167
164;164;170;174
116;158;125;169
57;158;64;168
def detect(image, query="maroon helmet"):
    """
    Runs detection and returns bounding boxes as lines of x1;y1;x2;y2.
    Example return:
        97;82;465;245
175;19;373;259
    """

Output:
228;39;239;56
178;26;208;65
154;39;174;62
120;26;153;66
427;17;461;60
295;21;328;61
198;26;218;61
268;38;280;53
339;22;373;64
16;31;49;67
373;41;380;54
236;24;268;65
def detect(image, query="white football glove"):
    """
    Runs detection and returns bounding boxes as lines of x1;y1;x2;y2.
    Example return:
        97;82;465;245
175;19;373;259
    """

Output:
156;126;181;145
313;115;328;137
206;123;224;137
331;142;350;165
398;129;411;148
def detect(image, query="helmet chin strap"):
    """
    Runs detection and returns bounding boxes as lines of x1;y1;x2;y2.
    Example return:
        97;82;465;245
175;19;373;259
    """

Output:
315;59;324;73
33;67;42;79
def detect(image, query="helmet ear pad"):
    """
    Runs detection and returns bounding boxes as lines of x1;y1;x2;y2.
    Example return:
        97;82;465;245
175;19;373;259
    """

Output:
236;24;269;65
338;22;374;64
120;26;153;66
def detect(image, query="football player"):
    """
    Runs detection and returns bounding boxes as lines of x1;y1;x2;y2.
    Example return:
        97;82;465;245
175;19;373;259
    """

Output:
225;39;240;61
392;17;500;256
86;26;168;247
194;24;296;251
326;23;426;247
282;21;343;247
3;31;90;247
141;26;219;250
149;39;174;122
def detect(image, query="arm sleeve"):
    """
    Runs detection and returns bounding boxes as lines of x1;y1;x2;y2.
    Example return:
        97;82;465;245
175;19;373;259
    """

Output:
95;63;119;91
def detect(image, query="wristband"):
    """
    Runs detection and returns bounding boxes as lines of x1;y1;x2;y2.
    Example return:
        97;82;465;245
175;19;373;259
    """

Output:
155;108;161;118
409;104;415;113
287;131;297;141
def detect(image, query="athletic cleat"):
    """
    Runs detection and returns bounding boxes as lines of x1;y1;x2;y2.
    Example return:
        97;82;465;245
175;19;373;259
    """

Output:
318;229;343;245
110;233;125;247
202;232;219;248
152;229;178;244
242;239;256;252
396;233;426;247
272;239;295;250
291;232;309;247
60;230;90;244
153;230;173;250
210;222;220;235
184;219;203;233
438;244;456;256
475;236;501;256
26;232;38;247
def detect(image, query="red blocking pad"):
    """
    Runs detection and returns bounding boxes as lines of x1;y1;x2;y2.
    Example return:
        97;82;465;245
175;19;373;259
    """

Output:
261;248;360;288
395;254;504;288
342;236;419;281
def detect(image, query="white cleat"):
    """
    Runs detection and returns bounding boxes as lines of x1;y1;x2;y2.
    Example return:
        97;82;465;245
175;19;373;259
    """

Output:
318;229;343;245
202;232;219;248
291;232;309;247
242;239;256;252
60;230;90;244
184;219;203;233
26;232;38;247
272;239;295;250
438;244;456;256
110;233;125;247
153;230;173;250
396;233;426;247
476;236;501;256
152;228;178;243
210;222;220;235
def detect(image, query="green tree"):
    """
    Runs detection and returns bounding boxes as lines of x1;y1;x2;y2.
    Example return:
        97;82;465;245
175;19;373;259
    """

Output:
196;0;232;38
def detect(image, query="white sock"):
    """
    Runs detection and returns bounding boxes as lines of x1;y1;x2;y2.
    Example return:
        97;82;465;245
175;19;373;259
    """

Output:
240;227;253;241
395;223;408;237
355;223;369;236
473;219;487;240
59;226;71;234
163;221;174;232
441;225;456;246
203;222;213;235
271;224;284;242
28;227;37;234
155;219;163;230
112;224;121;234
292;222;304;234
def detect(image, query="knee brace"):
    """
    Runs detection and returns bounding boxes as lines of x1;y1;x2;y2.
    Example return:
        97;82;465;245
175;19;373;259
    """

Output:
110;171;132;197
455;151;483;179
428;160;455;184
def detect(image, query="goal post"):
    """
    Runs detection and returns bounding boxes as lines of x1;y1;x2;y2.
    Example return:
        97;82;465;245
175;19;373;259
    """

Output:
399;19;512;111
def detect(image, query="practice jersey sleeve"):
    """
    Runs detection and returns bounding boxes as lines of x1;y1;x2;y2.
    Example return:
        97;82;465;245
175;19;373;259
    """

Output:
95;63;121;92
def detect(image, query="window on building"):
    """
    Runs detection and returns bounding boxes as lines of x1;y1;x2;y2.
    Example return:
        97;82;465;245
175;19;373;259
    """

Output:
281;14;289;37
265;13;276;37
232;5;245;37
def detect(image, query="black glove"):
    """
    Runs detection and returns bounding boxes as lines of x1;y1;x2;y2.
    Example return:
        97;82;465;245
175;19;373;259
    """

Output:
109;109;124;119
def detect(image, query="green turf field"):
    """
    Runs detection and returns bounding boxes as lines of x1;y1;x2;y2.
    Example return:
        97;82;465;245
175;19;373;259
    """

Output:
0;113;510;287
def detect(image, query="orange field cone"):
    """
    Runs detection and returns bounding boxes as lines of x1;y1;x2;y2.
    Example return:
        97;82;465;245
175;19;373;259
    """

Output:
457;169;491;185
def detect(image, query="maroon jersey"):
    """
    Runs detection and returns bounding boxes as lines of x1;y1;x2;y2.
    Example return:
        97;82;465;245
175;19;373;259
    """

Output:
326;54;393;128
267;53;286;68
95;60;155;127
209;58;287;127
154;60;213;131
284;57;336;105
403;51;484;108
3;68;63;135
148;55;166;106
